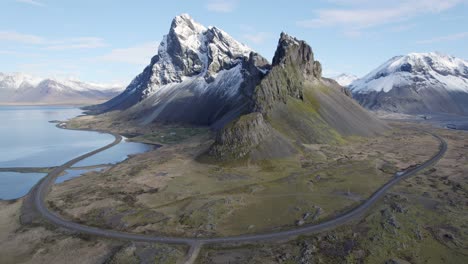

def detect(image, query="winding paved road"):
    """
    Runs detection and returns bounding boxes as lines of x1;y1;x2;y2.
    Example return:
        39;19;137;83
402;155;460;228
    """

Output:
31;129;447;247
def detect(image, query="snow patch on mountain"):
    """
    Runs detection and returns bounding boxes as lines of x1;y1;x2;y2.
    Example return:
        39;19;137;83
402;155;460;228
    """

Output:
350;52;468;94
0;73;42;90
133;14;253;98
332;73;359;87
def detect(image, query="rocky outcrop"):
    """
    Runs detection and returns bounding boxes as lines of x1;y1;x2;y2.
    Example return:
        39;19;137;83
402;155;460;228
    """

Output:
209;113;271;159
254;33;323;112
210;33;387;160
272;33;321;79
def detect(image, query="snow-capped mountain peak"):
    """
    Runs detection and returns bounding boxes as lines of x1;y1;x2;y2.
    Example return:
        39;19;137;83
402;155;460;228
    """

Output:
94;14;270;127
172;14;207;35
128;14;256;98
350;52;468;115
350;52;468;94
332;73;359;87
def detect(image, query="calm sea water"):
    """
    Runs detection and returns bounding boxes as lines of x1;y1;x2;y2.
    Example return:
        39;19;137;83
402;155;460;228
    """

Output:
0;172;46;200
0;106;151;200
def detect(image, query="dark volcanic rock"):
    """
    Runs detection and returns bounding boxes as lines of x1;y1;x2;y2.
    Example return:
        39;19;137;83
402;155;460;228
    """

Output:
209;112;272;159
210;33;387;160
253;33;324;112
273;33;320;79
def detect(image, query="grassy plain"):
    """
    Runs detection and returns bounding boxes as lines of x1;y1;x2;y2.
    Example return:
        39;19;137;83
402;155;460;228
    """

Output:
48;119;441;239
2;112;467;263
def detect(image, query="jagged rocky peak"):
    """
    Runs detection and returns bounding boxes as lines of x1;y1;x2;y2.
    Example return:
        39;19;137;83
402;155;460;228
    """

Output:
272;32;322;79
253;33;323;112
91;14;271;125
162;14;207;78
151;14;253;88
170;13;206;37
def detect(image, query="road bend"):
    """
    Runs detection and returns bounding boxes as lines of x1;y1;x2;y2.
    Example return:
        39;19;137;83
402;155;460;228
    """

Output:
32;128;447;248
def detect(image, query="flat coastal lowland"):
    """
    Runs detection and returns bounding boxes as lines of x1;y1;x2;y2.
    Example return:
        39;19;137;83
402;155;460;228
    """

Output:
1;106;467;263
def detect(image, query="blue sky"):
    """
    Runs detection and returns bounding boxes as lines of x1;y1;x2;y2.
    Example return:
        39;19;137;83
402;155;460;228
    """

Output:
1;0;467;85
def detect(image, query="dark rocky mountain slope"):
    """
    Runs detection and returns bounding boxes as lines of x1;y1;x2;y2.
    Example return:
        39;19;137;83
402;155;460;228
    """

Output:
210;33;388;160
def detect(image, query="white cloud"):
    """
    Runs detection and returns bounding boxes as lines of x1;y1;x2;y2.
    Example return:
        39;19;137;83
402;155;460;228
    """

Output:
15;0;44;6
206;0;239;13
298;0;462;30
95;42;158;65
45;37;107;50
0;31;45;44
0;31;106;50
417;32;468;44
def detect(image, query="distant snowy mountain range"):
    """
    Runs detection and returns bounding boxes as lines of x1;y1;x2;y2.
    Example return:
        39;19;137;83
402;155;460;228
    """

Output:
332;73;359;87
350;52;468;94
346;52;468;115
0;73;124;105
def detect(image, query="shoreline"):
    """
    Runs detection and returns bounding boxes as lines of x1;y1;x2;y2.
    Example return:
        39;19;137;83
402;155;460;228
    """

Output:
0;113;155;201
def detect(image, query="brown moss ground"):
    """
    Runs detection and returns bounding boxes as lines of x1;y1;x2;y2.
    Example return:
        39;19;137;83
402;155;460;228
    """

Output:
0;198;187;264
196;124;468;263
8;115;466;263
0;199;115;264
47;121;440;238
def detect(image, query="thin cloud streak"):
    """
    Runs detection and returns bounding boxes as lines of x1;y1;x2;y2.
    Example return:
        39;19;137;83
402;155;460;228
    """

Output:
15;0;44;6
0;31;45;44
417;32;468;44
0;31;106;50
297;0;462;30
